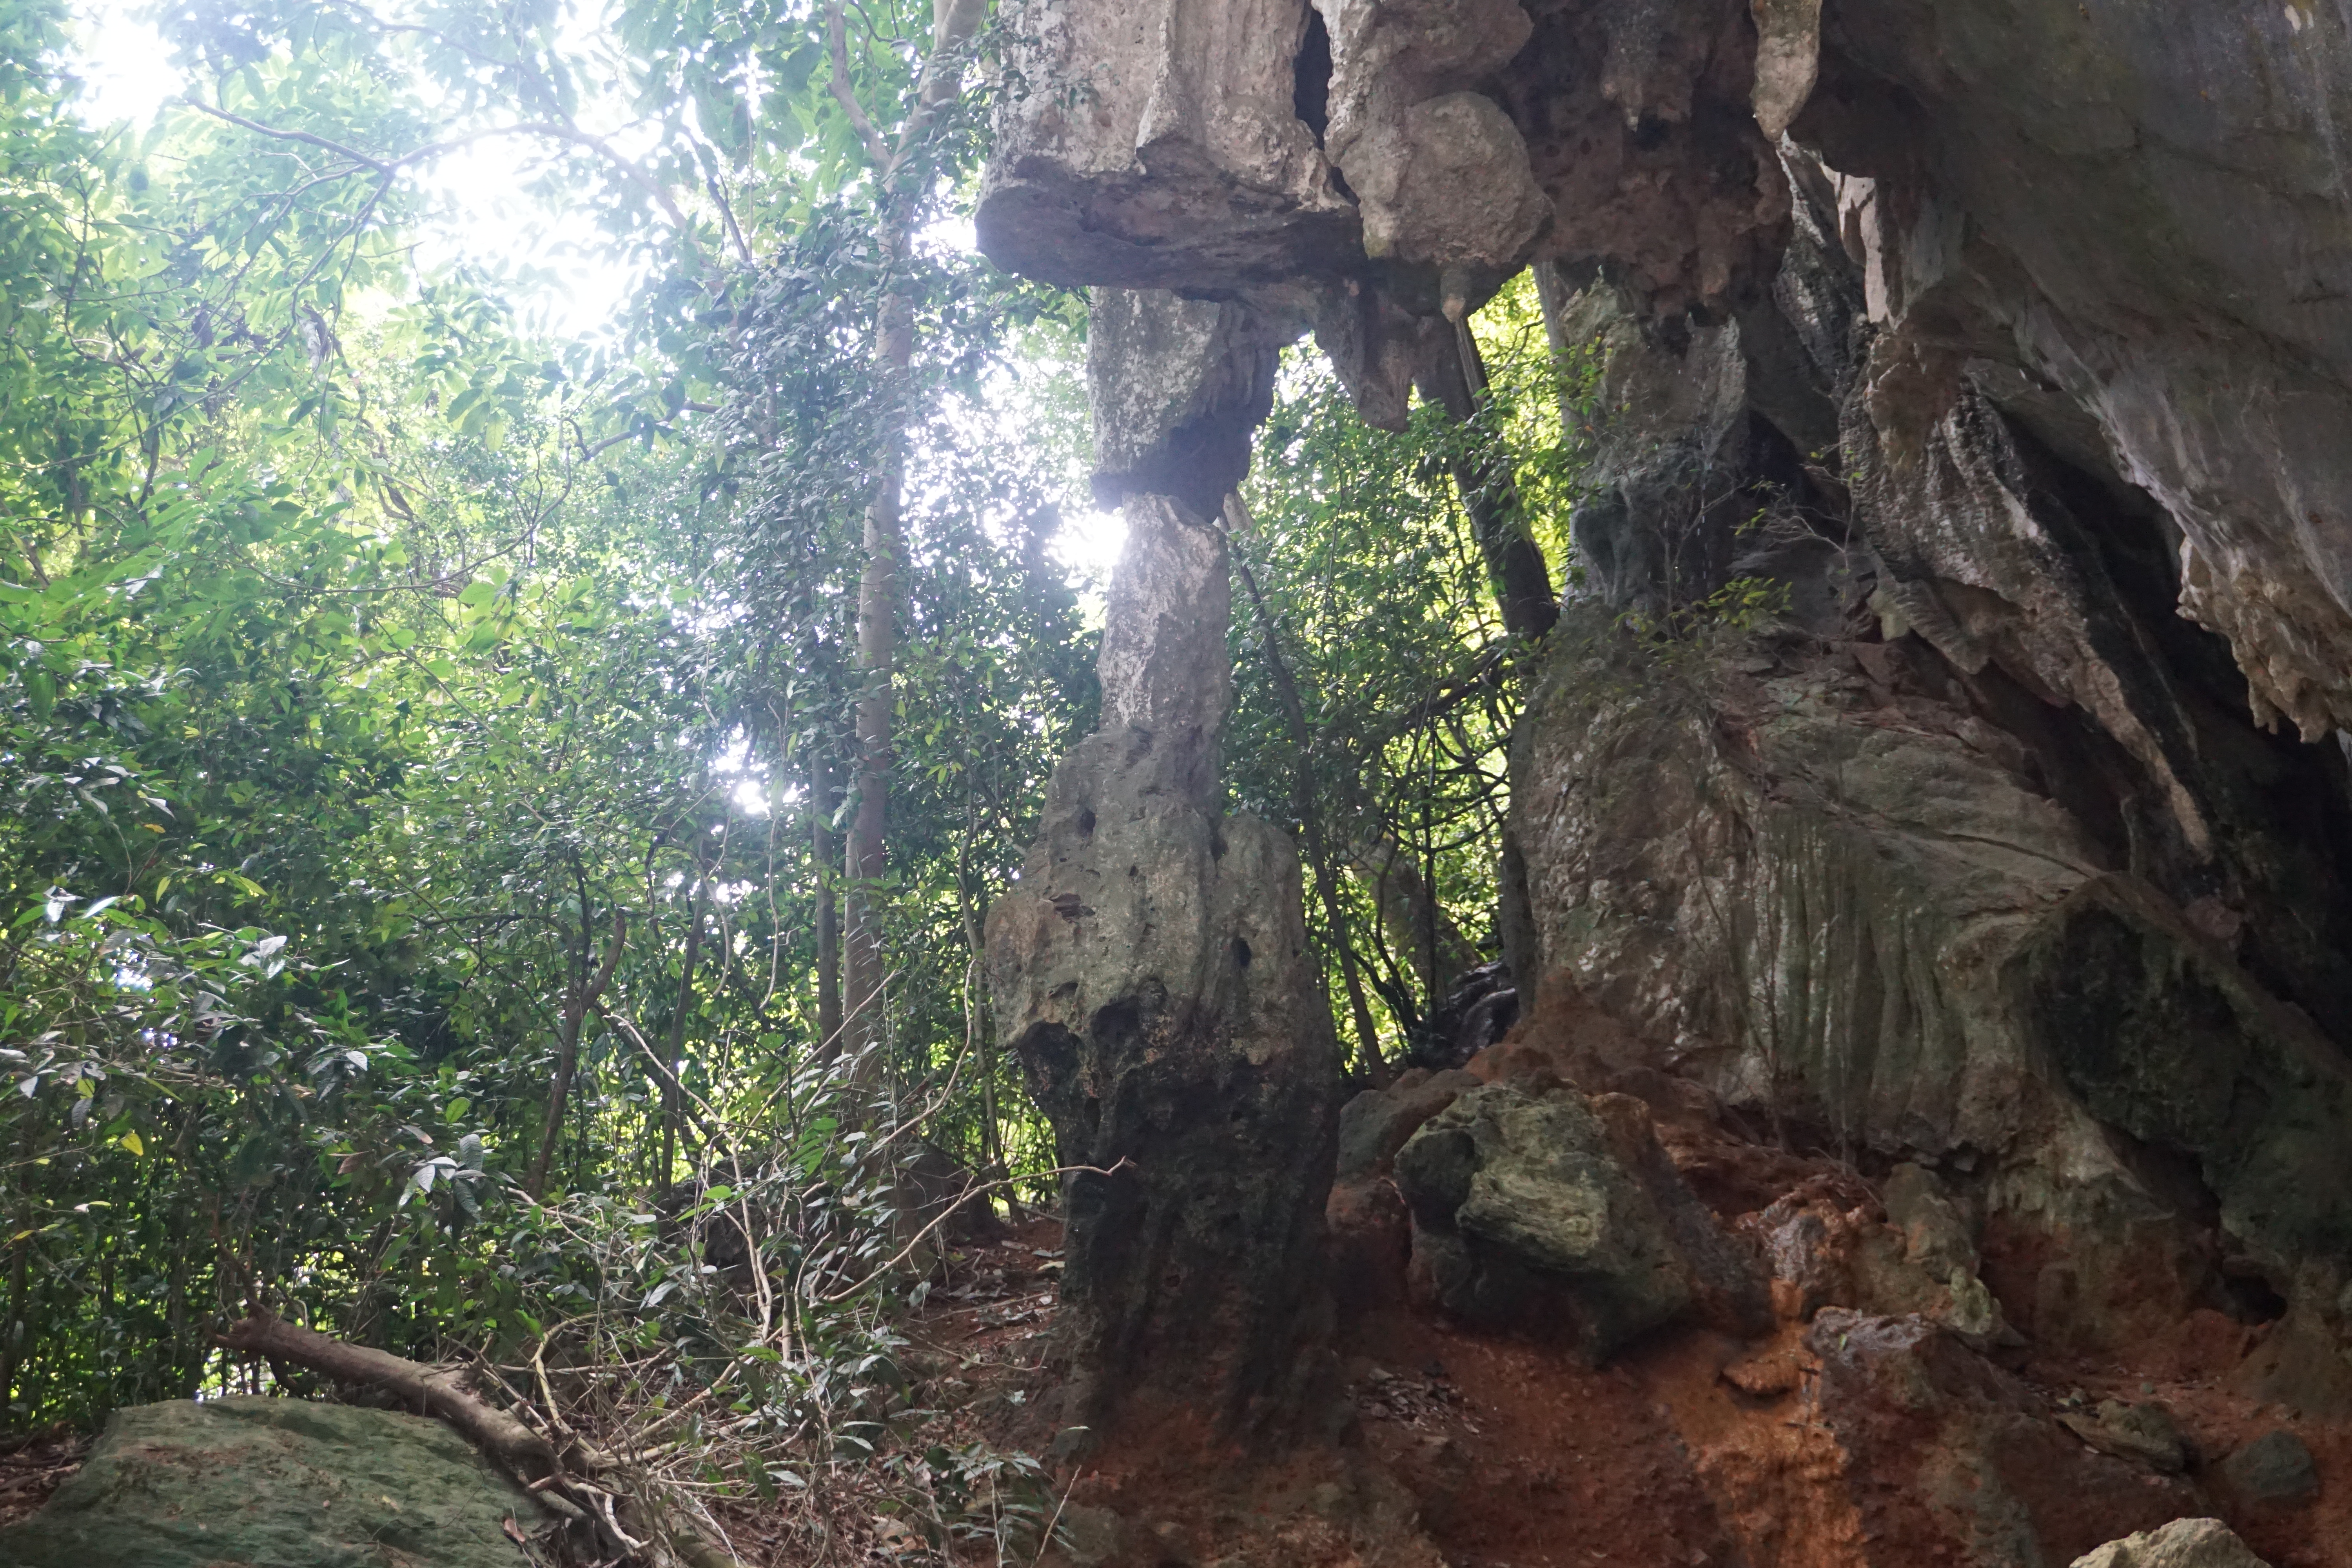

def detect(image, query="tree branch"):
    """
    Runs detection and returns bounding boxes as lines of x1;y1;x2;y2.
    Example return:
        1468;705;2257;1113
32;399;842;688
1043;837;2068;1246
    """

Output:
824;3;892;169
180;98;699;238
217;1310;559;1481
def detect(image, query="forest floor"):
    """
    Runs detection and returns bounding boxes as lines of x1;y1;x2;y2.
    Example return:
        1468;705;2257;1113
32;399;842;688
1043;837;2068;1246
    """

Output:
874;1134;2352;1568
11;1178;2348;1566
0;1426;85;1529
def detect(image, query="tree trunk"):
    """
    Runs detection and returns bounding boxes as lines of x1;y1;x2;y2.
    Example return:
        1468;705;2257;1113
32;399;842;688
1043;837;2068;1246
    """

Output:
811;759;842;1056
829;0;987;1080
1530;258;1587;448
1;1110;33;1408
1351;835;1479;1002
1418;319;1559;641
657;873;706;1204
843;292;908;1074
524;912;625;1201
217;1311;561;1482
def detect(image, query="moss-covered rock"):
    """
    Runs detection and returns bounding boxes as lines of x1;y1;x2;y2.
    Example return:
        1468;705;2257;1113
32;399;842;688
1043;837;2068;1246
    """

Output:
1393;1083;1768;1357
0;1395;552;1568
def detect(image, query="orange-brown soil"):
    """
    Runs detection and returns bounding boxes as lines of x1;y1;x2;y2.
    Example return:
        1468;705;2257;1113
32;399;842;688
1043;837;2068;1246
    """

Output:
893;1115;2350;1568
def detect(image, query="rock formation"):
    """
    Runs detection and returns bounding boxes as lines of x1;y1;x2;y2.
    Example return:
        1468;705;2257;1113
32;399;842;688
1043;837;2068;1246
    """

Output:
977;0;2352;1534
984;292;1341;1442
1391;1082;1770;1356
0;1396;557;1568
2072;1517;2274;1568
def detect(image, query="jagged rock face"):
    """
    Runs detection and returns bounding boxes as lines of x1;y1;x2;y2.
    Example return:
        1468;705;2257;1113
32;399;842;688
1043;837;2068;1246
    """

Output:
985;292;1342;1439
986;722;1342;1436
1521;96;2352;1352
978;0;1792;419
1803;4;2352;740
980;0;2352;1450
1511;592;2352;1345
982;0;2352;762
978;0;1356;289
1804;1310;2203;1564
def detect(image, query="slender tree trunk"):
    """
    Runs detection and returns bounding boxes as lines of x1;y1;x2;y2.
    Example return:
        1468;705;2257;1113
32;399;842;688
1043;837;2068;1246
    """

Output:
1418;320;1559;640
829;0;986;1082
1351;835;1479;1001
1;1110;33;1409
1530;258;1584;447
659;874;707;1205
525;911;625;1201
1227;501;1393;1086
811;759;842;1056
844;293;908;1074
956;753;1009;1184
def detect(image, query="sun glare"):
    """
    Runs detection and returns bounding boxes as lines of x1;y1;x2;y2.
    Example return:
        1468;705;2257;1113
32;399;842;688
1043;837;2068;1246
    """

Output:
65;0;642;338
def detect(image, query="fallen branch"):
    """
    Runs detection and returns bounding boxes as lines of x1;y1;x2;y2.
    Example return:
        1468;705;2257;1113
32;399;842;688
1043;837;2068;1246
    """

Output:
218;1310;559;1483
215;1309;745;1566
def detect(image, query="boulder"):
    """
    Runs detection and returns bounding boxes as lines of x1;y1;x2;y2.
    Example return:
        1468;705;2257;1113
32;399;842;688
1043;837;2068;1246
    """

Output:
1335;1069;1480;1184
2070;1517;2272;1568
1326;1069;1480;1320
1739;1185;2013;1341
2220;1429;2319;1507
1391;1083;1768;1356
0;1396;552;1568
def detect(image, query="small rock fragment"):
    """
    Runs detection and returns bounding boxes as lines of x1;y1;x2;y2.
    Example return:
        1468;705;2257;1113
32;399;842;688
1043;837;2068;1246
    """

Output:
2056;1399;2188;1473
2068;1515;2271;1567
1721;1345;1808;1397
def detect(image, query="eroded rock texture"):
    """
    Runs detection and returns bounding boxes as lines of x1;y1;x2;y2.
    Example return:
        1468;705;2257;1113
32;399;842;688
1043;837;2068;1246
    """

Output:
2073;1518;2274;1568
982;0;2352;752
1515;141;2352;1369
979;0;2352;1487
1391;1082;1770;1356
985;293;1340;1440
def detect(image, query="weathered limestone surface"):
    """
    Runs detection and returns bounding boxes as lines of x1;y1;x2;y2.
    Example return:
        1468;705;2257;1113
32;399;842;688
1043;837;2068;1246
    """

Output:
2071;1517;2274;1568
1803;1310;2203;1563
1087;290;1282;515
1515;148;2352;1352
977;0;1355;289
986;292;1341;1439
1391;1082;1769;1357
1809;2;2352;739
983;0;2352;750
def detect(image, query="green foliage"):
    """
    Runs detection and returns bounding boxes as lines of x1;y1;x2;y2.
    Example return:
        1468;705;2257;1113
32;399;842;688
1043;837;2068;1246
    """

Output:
0;3;1090;1454
1229;271;1585;1066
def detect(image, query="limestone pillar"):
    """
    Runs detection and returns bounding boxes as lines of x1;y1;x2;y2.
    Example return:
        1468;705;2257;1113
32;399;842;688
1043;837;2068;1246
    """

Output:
983;292;1341;1441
